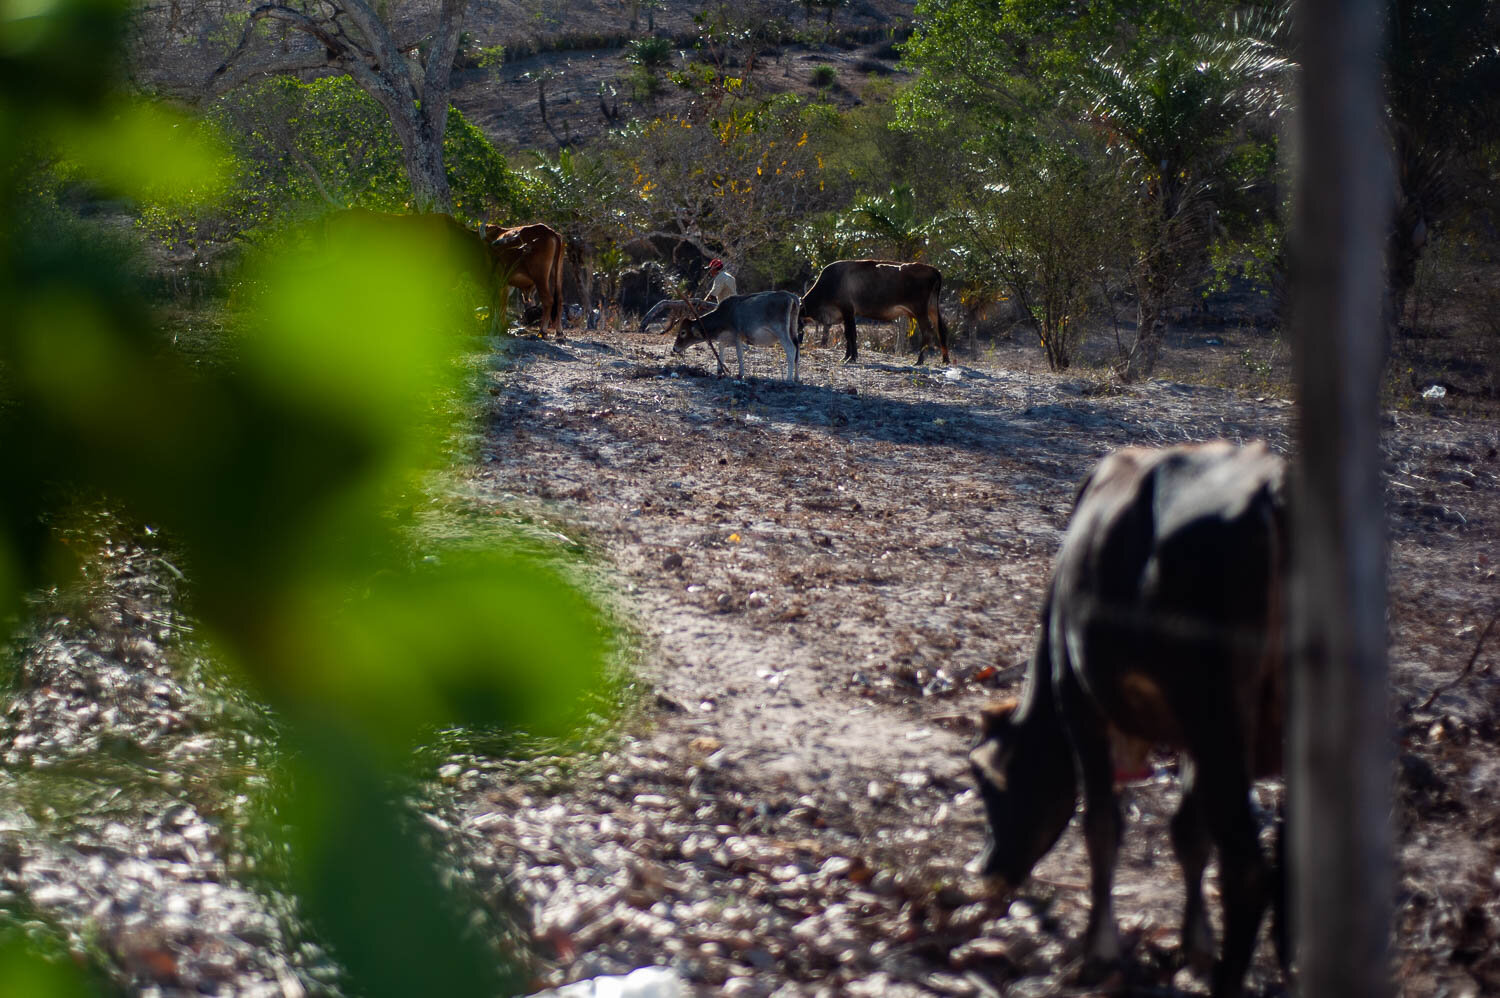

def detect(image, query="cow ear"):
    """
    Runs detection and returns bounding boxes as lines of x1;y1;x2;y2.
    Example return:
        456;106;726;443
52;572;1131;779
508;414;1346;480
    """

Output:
979;699;1019;739
969;739;1011;792
482;223;502;241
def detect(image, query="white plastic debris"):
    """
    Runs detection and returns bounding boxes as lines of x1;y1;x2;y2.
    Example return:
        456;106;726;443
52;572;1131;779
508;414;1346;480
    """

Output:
944;366;962;381
524;967;685;998
1422;384;1447;399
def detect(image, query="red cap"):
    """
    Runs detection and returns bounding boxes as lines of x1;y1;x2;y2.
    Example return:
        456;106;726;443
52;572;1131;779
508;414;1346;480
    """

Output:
709;258;723;271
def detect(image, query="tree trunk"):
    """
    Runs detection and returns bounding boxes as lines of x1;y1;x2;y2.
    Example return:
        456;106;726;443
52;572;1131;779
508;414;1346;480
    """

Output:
388;102;454;214
1288;1;1393;996
210;0;469;216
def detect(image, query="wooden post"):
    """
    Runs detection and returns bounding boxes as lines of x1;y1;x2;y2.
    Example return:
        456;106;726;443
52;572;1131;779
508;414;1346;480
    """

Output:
1289;1;1392;996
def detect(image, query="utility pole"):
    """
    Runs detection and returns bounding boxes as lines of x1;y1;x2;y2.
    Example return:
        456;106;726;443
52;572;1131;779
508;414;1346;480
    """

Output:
1289;0;1393;996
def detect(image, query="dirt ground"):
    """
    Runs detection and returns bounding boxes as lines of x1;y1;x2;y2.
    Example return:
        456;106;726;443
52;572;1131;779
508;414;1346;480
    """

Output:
430;322;1500;996
3;320;1500;997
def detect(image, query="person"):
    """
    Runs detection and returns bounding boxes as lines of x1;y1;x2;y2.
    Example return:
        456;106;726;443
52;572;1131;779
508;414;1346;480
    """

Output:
704;258;737;302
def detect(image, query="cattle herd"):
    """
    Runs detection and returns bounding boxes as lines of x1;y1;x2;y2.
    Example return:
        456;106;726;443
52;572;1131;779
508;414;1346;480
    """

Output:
330;209;1291;996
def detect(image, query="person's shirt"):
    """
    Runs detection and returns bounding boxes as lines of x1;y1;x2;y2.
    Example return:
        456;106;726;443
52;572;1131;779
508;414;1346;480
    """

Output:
707;270;737;302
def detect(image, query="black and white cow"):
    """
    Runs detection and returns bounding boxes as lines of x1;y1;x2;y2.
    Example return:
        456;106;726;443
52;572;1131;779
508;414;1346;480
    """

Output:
970;441;1287;998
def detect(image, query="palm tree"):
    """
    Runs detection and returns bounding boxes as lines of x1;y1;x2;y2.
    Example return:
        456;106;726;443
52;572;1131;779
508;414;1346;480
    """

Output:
523;148;628;314
836;185;930;260
1383;0;1500;340
1076;26;1290;379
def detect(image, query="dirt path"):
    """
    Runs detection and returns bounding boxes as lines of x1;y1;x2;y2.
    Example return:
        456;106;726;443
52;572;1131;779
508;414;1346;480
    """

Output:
437;327;1500;997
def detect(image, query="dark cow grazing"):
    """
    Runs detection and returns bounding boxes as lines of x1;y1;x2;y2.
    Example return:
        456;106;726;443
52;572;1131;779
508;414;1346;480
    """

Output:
669;291;802;383
481;222;565;338
617;261;671;318
799;259;951;365
970;441;1286;998
638;298;716;339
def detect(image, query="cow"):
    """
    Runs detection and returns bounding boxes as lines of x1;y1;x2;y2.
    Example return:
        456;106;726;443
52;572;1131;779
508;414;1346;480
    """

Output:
638;298;716;339
799;259;951;365
969;441;1286;998
668;291;802;383
481;222;565;338
617;261;672;318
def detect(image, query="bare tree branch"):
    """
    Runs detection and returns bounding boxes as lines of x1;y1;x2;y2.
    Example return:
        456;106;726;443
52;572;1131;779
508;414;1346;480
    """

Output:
209;49;337;95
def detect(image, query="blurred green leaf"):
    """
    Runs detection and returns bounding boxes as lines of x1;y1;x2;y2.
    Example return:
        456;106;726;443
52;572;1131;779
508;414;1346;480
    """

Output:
270;551;608;755
3;1;616;993
0;934;96;998
50;100;231;207
278;735;522;998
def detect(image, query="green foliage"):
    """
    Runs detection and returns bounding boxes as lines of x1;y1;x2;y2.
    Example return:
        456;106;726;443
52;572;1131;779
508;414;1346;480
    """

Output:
627;64;665;101
941;138;1131;370
810;64;838;88
476;43;506;73
136;77;520;261
0;932;99;998
445;105;525;221
668;61;718;92
835;184;930;259
2;1;610;993
626;35;674;70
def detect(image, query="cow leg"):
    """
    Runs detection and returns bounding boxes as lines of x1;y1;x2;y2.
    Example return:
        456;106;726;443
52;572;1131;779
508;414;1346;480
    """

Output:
734;339;747;380
1057;681;1123;976
1193;746;1269;998
841;312;858;363
1170;763;1216;973
913;315;937;365
931;301;952;365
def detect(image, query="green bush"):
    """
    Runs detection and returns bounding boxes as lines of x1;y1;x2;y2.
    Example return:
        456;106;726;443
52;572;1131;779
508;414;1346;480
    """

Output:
811;64;838;88
626;36;674;70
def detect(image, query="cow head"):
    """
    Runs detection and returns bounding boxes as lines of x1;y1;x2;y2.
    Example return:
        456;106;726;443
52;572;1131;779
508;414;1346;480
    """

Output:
670;319;708;356
968;700;1078;893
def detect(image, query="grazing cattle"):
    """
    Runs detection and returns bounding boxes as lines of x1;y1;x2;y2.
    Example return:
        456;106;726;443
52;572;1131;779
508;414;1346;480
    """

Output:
481;222;565;338
669;291;802;383
799;259;951;365
969;441;1286;998
638;298;715;339
617;261;671;318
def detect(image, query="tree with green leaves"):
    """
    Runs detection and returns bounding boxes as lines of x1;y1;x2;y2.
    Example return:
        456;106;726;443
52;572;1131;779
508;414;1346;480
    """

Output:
836;185;930;260
943;140;1132;370
206;0;473;212
617;96;835;284
520;146;632;312
1073;25;1289;377
1383;0;1500;339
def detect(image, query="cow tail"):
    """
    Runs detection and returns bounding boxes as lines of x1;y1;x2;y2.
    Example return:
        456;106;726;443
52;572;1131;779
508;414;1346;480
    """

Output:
552;237;566;330
933;271;951;358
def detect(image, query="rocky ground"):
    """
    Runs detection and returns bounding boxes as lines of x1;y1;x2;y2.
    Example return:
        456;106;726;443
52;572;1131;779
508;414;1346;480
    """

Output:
3;323;1499;996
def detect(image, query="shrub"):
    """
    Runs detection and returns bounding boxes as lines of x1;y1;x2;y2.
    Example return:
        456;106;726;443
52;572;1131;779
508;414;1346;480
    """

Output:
626;36;674;70
811;64;837;88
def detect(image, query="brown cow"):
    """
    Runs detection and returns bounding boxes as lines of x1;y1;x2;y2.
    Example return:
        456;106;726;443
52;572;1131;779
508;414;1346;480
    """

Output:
482;222;565;338
969;441;1286;998
799;259;951;365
